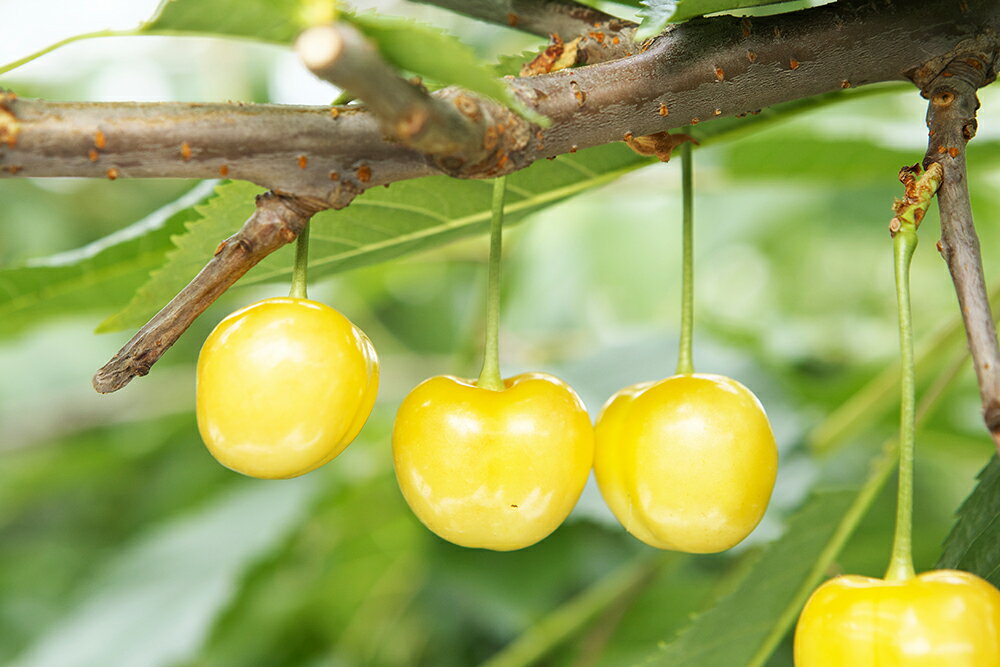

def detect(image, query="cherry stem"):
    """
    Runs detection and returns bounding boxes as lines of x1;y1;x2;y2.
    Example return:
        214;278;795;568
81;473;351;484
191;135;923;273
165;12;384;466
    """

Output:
289;222;310;299
477;176;507;391
885;223;917;582
676;140;695;376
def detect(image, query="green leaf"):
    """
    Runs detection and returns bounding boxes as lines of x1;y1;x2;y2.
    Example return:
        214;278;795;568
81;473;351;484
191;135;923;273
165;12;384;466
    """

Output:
97;181;258;333
147;2;548;124
936;455;1000;587
641;443;899;667
102;145;653;331
8;478;320;667
635;0;799;40
0;183;215;337
146;0;301;43
344;13;548;126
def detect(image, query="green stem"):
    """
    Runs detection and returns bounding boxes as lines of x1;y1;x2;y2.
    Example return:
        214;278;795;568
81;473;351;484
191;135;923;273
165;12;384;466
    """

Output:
885;226;918;582
676;140;695;376
289;224;310;299
477;176;507;391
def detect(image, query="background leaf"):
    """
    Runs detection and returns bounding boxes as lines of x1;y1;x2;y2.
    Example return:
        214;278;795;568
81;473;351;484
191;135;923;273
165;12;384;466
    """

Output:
97;181;258;333
936;455;1000;586
9;478;320;667
101;145;652;331
640;489;855;666
0;183;214;337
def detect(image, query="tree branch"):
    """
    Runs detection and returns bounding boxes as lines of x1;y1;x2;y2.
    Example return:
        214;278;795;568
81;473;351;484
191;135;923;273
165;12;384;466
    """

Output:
296;23;501;169
0;0;996;392
917;46;1000;452
0;91;435;207
414;0;640;64
92;192;325;393
4;0;997;190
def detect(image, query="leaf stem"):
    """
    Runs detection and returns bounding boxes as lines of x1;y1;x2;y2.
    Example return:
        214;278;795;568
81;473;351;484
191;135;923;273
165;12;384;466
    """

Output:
885;223;917;582
477;176;507;391
676;140;695;376
289;222;310;300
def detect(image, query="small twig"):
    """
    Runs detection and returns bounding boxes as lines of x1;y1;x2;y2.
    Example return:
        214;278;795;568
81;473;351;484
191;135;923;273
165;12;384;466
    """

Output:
297;24;484;161
92;192;325;393
917;49;1000;452
415;0;639;65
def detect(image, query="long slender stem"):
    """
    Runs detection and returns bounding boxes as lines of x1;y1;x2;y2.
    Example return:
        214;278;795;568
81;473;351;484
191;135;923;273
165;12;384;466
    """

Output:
477;177;507;391
289;222;310;299
676;141;695;375
885;225;917;582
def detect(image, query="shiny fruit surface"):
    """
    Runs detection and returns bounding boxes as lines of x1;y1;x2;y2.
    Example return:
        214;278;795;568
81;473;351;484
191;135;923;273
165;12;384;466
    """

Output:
594;373;777;553
392;372;594;551
794;569;1000;666
197;297;379;479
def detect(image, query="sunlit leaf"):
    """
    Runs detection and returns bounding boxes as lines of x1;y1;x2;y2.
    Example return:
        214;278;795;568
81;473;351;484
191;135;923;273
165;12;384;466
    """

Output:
147;2;547;123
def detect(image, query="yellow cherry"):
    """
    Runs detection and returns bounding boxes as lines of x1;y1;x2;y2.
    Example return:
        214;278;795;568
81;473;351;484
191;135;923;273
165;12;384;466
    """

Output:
197;297;379;479
594;373;777;553
794;569;1000;666
392;372;594;551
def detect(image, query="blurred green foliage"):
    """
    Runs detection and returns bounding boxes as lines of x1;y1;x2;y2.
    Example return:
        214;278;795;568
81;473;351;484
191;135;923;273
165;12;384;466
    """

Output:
1;1;998;666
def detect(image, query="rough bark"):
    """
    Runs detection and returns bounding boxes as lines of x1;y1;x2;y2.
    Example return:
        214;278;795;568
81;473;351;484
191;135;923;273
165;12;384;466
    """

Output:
4;0;997;204
916;42;1000;452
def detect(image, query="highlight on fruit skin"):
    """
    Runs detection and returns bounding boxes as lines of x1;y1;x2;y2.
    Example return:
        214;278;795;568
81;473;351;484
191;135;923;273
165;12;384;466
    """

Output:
196;297;379;480
594;373;778;553
793;569;1000;666
392;372;595;551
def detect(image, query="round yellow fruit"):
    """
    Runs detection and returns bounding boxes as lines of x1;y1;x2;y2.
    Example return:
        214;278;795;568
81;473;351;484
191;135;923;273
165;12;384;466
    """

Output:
794;570;1000;666
197;297;379;479
594;373;777;553
392;372;594;551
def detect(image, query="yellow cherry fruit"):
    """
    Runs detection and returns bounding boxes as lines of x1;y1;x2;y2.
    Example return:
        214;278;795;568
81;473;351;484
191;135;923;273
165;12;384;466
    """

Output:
594;373;777;553
794;570;1000;666
197;297;379;479
392;372;594;551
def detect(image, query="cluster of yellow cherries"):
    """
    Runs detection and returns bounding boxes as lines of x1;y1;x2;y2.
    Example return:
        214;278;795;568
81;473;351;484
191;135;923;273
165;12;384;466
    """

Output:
195;151;999;664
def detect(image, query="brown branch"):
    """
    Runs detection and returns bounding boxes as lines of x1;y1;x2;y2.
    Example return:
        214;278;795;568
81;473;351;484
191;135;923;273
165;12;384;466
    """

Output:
296;23;498;169
4;1;998;189
916;46;1000;452
414;0;640;64
92;192;325;393
0;91;436;207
